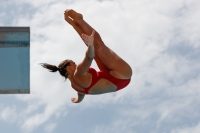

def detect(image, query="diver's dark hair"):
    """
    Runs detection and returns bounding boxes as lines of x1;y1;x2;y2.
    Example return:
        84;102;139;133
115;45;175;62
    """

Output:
40;59;71;80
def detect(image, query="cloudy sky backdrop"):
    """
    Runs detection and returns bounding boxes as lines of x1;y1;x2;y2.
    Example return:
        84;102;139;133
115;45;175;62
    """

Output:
0;0;200;133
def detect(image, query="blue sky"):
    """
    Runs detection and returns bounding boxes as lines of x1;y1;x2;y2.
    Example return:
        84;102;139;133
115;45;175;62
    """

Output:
0;0;200;133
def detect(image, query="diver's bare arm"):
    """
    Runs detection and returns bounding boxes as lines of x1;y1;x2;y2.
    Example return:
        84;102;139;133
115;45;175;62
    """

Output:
71;93;85;103
75;30;95;75
75;44;94;75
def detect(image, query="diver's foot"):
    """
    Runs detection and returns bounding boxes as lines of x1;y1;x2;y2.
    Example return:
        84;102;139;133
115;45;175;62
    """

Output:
64;10;75;26
65;9;83;23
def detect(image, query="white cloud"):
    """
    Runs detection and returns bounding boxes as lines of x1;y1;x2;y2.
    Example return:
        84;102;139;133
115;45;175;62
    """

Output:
172;122;200;133
44;123;57;133
0;106;18;123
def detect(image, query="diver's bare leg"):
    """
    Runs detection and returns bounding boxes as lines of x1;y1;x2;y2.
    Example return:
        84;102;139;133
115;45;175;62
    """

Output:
64;11;108;71
66;9;132;79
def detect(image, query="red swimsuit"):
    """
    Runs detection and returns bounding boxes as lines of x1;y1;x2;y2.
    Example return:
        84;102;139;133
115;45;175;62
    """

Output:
72;68;131;94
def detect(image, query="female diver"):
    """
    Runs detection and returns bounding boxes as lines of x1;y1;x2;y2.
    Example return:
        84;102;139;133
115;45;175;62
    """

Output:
41;9;132;103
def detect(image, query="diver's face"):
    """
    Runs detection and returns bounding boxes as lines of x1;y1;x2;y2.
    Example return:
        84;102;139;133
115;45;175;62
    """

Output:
65;60;76;71
69;60;76;66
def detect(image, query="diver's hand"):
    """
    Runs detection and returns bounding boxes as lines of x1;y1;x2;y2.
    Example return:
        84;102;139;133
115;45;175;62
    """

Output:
71;98;79;103
81;30;95;45
71;93;85;103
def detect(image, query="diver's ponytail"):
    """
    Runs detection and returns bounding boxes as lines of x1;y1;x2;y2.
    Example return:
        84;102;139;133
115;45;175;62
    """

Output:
40;59;70;80
40;63;59;72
